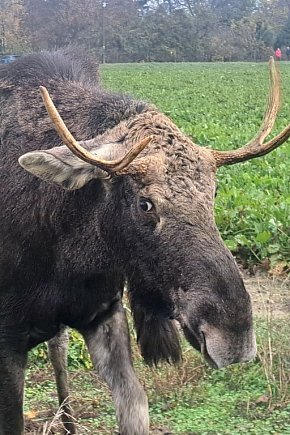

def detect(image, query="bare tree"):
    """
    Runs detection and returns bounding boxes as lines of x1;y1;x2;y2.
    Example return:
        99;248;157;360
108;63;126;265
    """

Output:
0;0;25;53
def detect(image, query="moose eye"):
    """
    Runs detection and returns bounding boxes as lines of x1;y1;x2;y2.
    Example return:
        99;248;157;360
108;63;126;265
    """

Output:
139;198;154;213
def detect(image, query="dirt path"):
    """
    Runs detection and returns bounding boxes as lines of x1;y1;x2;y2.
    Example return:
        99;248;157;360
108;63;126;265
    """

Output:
244;274;290;318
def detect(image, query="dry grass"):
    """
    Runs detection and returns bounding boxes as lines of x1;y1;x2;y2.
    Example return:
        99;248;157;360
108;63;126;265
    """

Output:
254;279;290;410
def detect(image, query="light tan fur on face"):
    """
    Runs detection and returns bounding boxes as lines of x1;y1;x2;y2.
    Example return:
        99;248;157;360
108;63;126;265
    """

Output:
118;111;218;226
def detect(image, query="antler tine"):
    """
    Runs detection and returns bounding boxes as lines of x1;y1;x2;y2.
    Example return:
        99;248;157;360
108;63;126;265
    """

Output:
39;86;152;173
212;57;290;166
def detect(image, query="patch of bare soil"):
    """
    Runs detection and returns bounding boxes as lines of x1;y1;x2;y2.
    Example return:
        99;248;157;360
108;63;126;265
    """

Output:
24;417;173;435
244;274;290;318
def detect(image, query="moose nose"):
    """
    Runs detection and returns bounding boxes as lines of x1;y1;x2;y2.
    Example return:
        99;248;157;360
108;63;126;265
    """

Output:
200;324;257;369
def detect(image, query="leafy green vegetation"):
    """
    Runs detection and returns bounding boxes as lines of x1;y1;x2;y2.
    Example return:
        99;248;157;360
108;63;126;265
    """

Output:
101;62;290;268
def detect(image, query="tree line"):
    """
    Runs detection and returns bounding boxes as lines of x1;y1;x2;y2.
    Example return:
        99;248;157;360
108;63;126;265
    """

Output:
1;0;290;62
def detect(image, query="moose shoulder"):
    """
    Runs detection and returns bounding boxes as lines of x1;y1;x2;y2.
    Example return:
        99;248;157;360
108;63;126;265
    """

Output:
0;51;288;435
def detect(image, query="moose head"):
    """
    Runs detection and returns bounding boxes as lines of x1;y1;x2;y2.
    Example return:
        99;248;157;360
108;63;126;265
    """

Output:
19;58;289;368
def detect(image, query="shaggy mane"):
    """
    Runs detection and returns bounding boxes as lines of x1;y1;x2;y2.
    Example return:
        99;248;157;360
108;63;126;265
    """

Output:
0;48;99;87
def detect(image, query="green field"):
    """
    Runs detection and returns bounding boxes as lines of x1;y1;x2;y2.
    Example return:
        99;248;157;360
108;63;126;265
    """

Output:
25;62;290;434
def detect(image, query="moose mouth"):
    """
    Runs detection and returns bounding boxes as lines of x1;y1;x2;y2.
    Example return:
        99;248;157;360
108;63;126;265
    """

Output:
182;324;219;369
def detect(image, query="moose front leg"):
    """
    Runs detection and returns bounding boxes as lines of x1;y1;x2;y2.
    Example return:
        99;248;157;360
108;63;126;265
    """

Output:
81;301;149;435
0;344;27;435
47;328;76;434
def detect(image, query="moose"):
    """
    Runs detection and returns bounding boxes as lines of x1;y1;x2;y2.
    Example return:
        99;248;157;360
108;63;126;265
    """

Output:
0;50;288;434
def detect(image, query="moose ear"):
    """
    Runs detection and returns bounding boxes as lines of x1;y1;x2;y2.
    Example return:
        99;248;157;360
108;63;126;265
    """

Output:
19;142;119;190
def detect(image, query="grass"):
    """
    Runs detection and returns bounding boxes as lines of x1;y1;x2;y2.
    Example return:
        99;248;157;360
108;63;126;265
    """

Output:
25;316;290;434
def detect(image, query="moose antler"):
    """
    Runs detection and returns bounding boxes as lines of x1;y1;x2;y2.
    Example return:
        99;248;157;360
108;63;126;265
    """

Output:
212;57;290;166
39;86;151;173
